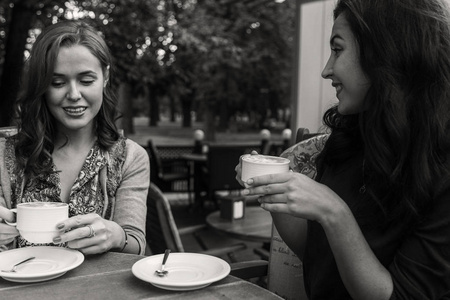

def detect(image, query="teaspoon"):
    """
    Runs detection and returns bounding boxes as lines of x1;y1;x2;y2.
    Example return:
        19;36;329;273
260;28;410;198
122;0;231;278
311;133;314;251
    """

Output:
2;257;35;273
155;249;171;277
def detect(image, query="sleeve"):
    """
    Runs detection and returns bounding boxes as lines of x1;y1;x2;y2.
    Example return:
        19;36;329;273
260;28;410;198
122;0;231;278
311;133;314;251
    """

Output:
0;138;13;252
113;140;150;255
280;133;329;179
389;185;450;299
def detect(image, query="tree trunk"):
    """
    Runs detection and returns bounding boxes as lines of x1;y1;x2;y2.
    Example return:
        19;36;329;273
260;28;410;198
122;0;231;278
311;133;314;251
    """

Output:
204;99;216;142
181;93;192;128
116;82;134;135
170;96;176;122
148;84;159;127
0;2;35;126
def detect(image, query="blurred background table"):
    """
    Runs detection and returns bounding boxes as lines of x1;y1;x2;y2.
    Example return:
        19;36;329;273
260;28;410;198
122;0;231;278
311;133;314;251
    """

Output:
0;251;282;300
206;206;272;243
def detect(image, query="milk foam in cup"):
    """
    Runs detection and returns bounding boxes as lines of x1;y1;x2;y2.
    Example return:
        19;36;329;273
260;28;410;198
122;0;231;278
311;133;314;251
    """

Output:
241;154;290;186
9;202;69;243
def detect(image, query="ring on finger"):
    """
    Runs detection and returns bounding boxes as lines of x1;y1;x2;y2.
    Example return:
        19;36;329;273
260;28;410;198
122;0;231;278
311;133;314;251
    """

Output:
86;225;96;238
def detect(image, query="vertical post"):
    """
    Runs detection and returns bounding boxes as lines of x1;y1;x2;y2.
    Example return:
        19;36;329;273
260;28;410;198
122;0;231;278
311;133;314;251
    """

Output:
260;129;271;155
282;128;292;149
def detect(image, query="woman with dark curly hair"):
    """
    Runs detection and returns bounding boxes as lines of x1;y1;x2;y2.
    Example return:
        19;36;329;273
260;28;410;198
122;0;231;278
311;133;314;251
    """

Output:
0;20;149;255
236;0;450;298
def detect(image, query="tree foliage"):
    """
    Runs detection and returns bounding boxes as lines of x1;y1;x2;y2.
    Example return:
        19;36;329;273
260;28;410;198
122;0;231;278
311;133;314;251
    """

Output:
0;0;295;139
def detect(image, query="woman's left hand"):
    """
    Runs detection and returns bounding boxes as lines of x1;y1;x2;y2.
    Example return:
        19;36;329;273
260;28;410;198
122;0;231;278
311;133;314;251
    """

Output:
53;213;124;255
243;171;346;225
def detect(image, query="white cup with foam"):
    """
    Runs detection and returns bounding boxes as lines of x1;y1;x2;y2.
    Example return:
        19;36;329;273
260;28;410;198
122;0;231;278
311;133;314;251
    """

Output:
241;154;290;187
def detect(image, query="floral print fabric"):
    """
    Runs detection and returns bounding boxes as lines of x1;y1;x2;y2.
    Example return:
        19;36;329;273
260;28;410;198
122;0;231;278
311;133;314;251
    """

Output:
280;134;329;179
4;136;127;248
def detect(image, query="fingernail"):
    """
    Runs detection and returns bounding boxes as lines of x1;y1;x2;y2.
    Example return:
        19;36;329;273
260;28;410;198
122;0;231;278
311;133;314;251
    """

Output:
57;223;65;230
53;236;62;243
242;189;249;195
247;179;254;185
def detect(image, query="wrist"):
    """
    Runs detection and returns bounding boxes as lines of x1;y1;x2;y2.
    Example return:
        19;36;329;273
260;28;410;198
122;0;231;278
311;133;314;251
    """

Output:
114;227;128;252
319;194;351;230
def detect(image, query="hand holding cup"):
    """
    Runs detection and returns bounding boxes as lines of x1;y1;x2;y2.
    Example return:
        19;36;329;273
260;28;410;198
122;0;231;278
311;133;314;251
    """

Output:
6;202;68;244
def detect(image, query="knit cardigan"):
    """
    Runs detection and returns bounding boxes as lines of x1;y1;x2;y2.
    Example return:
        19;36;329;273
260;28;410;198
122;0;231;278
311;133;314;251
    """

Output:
0;137;149;255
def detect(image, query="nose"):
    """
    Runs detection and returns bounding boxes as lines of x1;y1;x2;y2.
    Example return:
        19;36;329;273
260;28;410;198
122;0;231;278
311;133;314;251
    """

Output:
321;57;333;79
66;83;81;101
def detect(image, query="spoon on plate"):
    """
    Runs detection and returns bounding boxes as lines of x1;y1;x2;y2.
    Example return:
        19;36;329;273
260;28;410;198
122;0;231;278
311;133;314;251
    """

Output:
155;249;171;277
2;256;35;273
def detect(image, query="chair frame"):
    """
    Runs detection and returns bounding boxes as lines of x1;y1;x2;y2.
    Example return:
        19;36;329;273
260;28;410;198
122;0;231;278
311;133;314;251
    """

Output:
146;182;247;261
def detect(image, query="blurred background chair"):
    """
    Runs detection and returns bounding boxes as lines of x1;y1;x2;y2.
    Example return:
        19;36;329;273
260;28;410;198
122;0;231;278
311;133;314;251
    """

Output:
192;144;261;209
146;140;192;203
145;182;247;262
295;127;322;143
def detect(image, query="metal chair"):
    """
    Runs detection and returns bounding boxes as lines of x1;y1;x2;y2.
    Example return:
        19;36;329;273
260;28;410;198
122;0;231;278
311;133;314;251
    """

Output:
146;140;192;201
145;182;247;261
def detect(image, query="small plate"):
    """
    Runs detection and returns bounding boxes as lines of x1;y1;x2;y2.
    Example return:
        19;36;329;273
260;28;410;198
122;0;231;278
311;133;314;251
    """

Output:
0;246;84;283
132;252;230;291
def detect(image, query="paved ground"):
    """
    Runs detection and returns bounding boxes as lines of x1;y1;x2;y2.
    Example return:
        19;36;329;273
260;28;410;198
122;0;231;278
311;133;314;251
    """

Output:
127;117;285;146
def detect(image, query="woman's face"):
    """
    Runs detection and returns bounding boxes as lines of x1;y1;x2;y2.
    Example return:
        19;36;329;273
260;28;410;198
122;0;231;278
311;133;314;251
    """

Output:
45;45;106;135
321;14;371;115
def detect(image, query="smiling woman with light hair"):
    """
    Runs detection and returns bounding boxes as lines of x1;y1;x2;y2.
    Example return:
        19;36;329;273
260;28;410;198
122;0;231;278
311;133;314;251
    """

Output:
0;20;149;256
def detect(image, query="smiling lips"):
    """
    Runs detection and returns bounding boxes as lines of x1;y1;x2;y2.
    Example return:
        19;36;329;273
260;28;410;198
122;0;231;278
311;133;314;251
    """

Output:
332;82;343;96
63;107;87;116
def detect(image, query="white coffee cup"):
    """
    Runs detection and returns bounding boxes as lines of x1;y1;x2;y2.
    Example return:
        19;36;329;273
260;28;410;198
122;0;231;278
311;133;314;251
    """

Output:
241;154;290;186
7;202;69;243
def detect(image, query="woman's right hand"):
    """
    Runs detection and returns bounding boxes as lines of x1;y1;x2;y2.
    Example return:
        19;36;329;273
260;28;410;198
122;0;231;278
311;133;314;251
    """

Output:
0;206;19;245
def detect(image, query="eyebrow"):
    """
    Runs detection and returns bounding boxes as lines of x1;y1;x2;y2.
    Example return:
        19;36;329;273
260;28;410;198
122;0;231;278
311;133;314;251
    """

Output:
53;71;98;76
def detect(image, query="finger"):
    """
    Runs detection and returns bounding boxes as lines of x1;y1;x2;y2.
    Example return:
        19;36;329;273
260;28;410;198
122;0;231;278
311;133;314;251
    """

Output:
0;206;16;223
259;202;291;214
0;223;19;235
54;224;96;244
243;180;289;197
66;235;101;251
0;237;17;245
258;194;287;204
57;214;97;231
245;172;292;187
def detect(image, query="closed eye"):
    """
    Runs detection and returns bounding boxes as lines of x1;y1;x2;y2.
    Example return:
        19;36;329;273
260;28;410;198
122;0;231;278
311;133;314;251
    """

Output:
331;47;342;54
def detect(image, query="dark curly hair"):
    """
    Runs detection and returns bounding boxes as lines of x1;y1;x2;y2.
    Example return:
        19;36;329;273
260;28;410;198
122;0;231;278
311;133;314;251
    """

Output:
15;20;120;176
317;0;450;224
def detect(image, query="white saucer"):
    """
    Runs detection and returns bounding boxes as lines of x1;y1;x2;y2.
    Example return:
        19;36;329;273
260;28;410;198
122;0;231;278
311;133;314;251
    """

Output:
132;252;230;291
0;246;84;283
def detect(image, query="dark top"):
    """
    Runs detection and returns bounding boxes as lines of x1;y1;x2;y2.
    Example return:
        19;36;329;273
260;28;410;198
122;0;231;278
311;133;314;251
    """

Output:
303;153;450;299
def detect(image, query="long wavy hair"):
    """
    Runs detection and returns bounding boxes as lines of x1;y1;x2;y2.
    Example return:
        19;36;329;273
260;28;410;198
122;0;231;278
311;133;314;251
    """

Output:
15;20;120;176
317;0;450;224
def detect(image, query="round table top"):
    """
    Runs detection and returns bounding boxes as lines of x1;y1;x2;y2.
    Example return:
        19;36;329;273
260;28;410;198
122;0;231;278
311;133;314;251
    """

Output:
206;206;273;243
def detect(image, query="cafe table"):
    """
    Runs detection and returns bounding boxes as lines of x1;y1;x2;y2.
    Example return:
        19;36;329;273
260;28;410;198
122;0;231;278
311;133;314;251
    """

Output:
206;206;272;243
0;250;282;300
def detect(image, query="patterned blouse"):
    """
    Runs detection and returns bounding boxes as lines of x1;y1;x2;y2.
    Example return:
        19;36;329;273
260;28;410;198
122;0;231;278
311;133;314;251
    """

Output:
4;136;127;248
